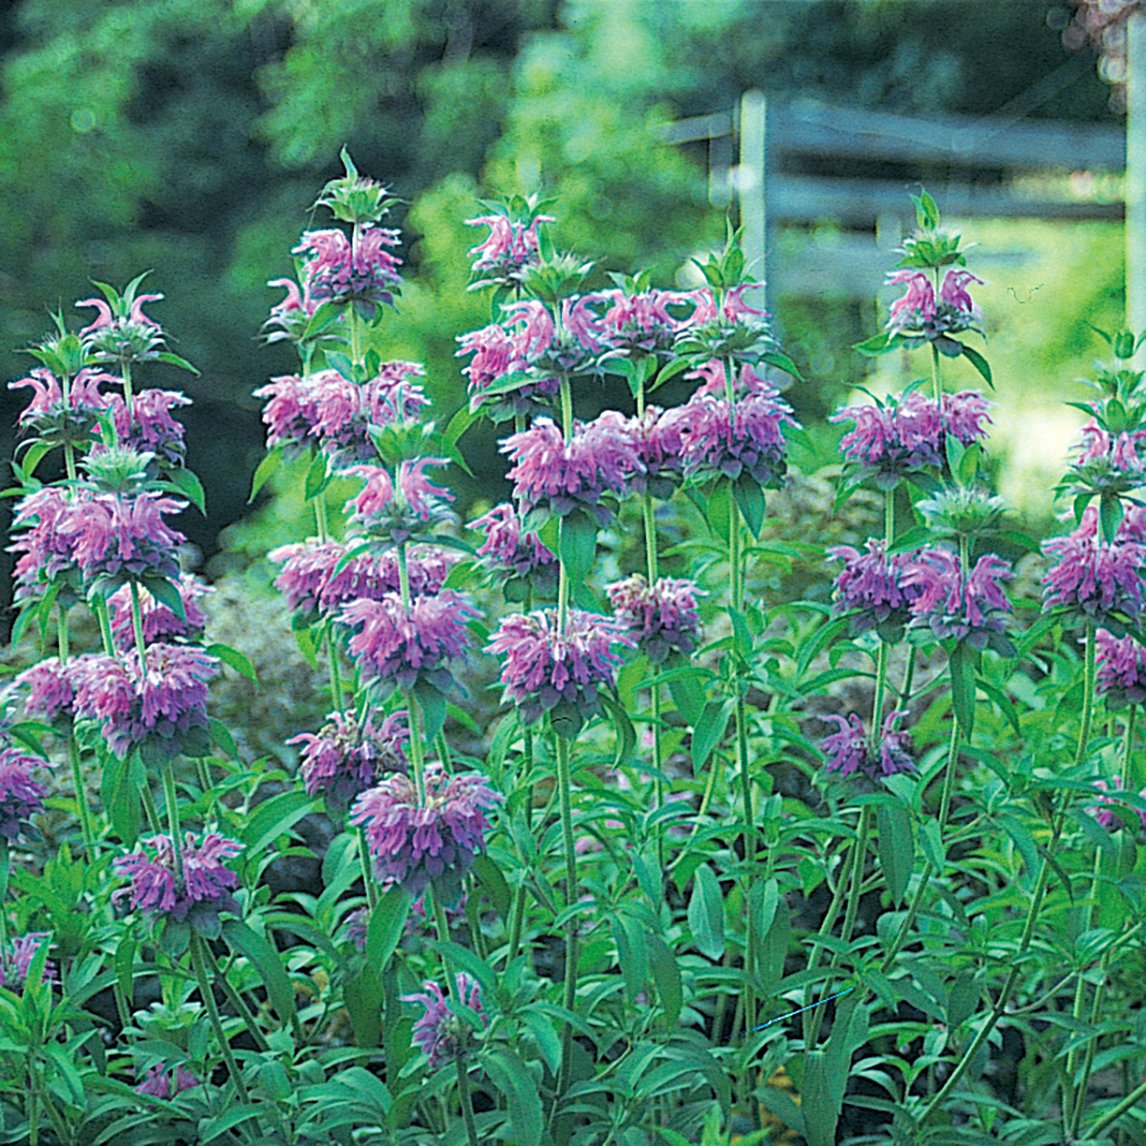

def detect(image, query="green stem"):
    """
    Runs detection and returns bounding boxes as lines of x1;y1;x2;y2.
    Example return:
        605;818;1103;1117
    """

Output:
0;841;9;955
140;784;161;834
555;731;579;1097
203;942;271;1052
161;763;184;876
58;607;96;850
314;490;329;542
1075;624;1097;768
326;623;343;710
190;933;250;1101
930;341;942;405
1085;1076;1146;1141
92;595;116;657
128;580;149;673
358;828;379;912
936;715;962;835
121;361;134;412
455;1053;480;1146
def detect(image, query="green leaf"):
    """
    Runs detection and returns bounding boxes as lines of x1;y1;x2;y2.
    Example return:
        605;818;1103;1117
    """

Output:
732;476;766;539
242;789;315;857
344;964;384;1048
205;643;257;683
143;575;186;621
198;1105;266;1144
756;348;803;381
294;625;320;670
471;854;511;920
1100;494;1124;544
249;448;282;503
155;351;201;375
913;188;941;230
610;913;648;1003
305;451;330;500
484;1049;543;1146
691;698;733;772
962;345;993;386
166;466;207;515
413;680;447;743
688;864;724;960
948;643;977;738
19;440;53;480
802;1050;841;1146
365;886;409;972
646;933;682;1026
667;670;708;726
876;802;913;906
522;1007;562;1076
852;330;898;357
750;878;780;945
222;919;296;1029
102;751;142;846
558;510;597;585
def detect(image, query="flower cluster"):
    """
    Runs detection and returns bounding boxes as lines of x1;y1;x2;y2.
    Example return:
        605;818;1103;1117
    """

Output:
108;574;210;650
347;459;456;544
903;548;1013;650
135;1065;200;1099
607;575;702;661
832;390;992;488
351;764;501;899
1089;776;1146;831
502;413;641;526
1042;505;1146;627
886;269;983;338
404;973;487;1069
1066;418;1146;497
0;748;48;840
70;645;218;761
114;832;243;924
828;541;923;638
1096;628;1146;704
289;709;408;807
0;934;54;992
10;367;113;444
820;712;916;780
487;609;633;728
294;226;402;312
595;288;694;355
106;389;191;467
340;592;478;693
15;660;75;723
466;212;552;284
270;540;453;620
78;289;166;364
468;503;557;590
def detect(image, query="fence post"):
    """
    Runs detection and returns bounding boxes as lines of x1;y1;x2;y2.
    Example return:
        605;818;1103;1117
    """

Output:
738;90;768;315
1128;9;1146;340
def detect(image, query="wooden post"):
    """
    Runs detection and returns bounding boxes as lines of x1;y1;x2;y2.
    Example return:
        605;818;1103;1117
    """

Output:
738;90;768;315
1127;9;1146;337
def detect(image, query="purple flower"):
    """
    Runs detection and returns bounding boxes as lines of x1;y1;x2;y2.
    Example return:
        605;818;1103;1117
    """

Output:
294;225;402;312
350;764;501;898
15;660;76;723
10;367;113;444
502;413;641;526
675;365;796;488
1096;628;1146;704
289;709;408;806
468;503;557;590
828;540;923;637
77;290;166;364
70;644;218;761
820;711;916;779
627;406;688;498
0;933;54;992
486;609;634;729
9;487;86;598
0;748;48;840
1067;418;1146;496
264;276;318;345
595;288;696;355
886;269;983;337
831;390;991;488
344;906;369;952
135;1064;200;1099
1042;505;1146;626
403;973;487;1068
904;547;1013;649
105;389;191;466
339;592;478;693
114;831;242;922
466;213;552;283
108;573;210;650
347;459;456;544
56;491;186;586
1089;776;1146;831
270;540;454;619
607;575;703;661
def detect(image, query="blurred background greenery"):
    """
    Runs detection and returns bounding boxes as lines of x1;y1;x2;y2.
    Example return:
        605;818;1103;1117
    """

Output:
0;0;1128;619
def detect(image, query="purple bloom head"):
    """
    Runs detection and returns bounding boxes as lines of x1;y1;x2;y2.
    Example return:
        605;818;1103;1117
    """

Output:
595;288;696;356
264;276;318;345
135;1064;200;1100
486;609;634;733
1088;776;1146;832
9;487;86;600
0;748;48;841
339;591;479;694
0;933;54;993
289;708;408;808
468;503;557;595
886;269;983;337
627;406;688;498
820;711;916;781
348;459;456;544
831;390;991;488
70;644;218;762
466;212;553;286
1042;505;1146;628
15;660;76;724
105;389;191;467
108;573;210;650
502;413;641;527
1096;628;1146;705
903;547;1013;651
77;288;166;365
294;225;402;314
1066;418;1146;497
403;973;487;1068
350;764;502;900
828;540;923;639
114;831;242;927
676;366;796;488
10;367;113;446
607;575;703;662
